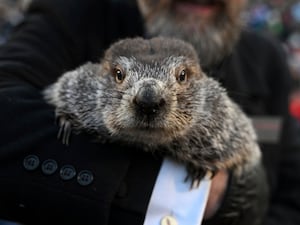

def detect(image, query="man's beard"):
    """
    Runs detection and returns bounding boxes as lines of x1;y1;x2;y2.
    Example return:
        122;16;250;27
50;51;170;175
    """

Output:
144;10;243;70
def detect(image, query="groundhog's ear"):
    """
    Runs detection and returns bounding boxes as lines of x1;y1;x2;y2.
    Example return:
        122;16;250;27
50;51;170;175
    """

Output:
100;59;108;69
196;63;208;80
97;61;110;76
201;72;208;79
186;61;205;80
193;71;207;81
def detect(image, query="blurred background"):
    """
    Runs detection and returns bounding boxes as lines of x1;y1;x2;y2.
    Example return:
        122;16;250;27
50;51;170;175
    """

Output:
244;0;300;121
245;0;300;83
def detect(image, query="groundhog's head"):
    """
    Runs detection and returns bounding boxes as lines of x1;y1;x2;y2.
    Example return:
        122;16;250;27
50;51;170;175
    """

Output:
98;37;208;144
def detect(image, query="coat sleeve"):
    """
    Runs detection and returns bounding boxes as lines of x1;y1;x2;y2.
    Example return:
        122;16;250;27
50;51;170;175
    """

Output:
0;0;104;162
0;0;146;152
0;0;94;87
0;0;144;88
0;1;151;224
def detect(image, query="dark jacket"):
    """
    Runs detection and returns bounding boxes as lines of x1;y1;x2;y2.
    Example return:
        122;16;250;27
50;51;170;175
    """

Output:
0;0;299;224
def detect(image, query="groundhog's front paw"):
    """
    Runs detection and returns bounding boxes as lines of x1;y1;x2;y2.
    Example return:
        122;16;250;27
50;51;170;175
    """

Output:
56;115;72;145
185;165;217;189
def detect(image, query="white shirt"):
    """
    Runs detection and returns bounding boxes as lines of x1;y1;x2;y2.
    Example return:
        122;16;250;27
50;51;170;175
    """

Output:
143;157;212;225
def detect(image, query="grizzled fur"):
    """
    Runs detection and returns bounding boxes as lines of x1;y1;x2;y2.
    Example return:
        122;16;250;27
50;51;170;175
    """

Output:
44;37;261;181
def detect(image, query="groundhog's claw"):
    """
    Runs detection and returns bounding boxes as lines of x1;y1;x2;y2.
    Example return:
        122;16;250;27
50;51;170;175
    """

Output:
57;116;72;145
185;167;217;189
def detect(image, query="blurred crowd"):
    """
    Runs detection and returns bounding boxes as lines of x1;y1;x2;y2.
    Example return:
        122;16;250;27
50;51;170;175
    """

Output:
244;0;300;120
245;0;300;83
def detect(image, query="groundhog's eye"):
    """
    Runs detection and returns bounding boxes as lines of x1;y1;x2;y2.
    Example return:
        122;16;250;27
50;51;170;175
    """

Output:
177;69;188;83
114;68;125;83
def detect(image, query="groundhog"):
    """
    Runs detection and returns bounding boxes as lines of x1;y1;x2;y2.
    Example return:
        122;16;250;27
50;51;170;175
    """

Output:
44;37;261;183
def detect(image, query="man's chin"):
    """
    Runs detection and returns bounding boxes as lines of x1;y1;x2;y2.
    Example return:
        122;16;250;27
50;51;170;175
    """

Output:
146;15;241;69
140;0;243;68
174;1;224;22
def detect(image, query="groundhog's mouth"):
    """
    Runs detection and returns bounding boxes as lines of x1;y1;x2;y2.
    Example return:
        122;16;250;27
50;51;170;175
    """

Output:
122;126;176;145
134;121;164;131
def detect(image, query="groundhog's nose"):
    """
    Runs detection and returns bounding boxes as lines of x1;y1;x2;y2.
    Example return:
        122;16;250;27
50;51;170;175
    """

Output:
133;86;166;116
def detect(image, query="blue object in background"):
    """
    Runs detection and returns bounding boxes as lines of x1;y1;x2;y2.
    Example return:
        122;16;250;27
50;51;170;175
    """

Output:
247;4;271;31
291;2;300;23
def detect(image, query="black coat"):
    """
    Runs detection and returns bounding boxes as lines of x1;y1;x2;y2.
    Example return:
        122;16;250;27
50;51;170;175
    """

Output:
0;0;299;224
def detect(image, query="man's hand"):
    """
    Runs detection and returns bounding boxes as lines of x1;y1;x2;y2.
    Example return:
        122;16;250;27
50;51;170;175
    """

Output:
204;170;229;219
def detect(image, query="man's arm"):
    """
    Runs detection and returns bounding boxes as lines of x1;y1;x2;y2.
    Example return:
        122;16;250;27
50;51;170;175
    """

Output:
0;1;145;223
0;0;95;87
